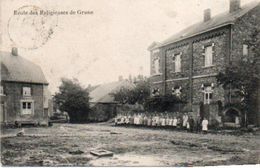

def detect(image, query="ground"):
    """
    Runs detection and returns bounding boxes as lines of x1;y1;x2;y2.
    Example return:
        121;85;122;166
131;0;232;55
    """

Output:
1;123;260;166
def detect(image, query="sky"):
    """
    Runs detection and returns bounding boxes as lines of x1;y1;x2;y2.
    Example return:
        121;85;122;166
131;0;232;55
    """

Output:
0;0;258;93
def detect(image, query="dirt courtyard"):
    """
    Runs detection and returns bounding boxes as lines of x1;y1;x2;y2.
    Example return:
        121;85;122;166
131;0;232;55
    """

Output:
1;123;260;166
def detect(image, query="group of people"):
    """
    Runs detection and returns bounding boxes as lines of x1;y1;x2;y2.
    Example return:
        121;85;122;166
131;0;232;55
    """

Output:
114;112;209;133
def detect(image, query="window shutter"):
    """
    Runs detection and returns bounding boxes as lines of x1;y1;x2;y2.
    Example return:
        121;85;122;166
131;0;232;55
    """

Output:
180;52;182;72
172;54;175;72
202;46;205;66
209;93;213;99
152;60;155;74
158;59;161;73
172;61;175;72
212;43;215;63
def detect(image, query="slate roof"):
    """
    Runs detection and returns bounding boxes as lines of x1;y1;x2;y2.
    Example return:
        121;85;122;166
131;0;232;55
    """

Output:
147;41;161;51
160;1;260;47
0;51;48;84
89;80;135;103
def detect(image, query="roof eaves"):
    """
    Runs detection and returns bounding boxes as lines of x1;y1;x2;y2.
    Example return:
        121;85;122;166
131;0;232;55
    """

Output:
159;22;234;47
2;79;49;85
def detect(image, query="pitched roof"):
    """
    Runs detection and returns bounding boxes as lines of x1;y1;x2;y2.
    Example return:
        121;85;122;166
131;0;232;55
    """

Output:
160;1;260;47
0;51;48;84
147;41;161;51
89;80;135;103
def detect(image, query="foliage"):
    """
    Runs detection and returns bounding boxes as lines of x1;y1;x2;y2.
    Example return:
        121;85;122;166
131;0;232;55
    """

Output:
111;78;150;105
54;78;90;123
144;94;186;112
216;24;260;126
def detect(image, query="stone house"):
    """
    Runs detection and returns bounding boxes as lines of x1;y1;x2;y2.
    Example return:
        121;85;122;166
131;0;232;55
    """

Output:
89;80;134;122
0;48;51;126
148;0;260;126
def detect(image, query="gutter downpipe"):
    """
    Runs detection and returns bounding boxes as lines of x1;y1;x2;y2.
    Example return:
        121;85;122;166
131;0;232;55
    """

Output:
163;48;167;96
229;25;233;104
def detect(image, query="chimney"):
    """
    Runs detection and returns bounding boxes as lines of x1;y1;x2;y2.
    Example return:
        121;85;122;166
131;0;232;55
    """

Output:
204;9;211;22
11;47;18;56
230;0;241;13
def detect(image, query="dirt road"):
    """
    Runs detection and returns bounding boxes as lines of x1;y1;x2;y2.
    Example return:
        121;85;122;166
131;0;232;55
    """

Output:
1;123;259;166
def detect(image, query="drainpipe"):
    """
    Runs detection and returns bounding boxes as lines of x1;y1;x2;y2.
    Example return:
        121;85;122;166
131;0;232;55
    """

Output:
189;41;194;111
256;58;260;126
162;48;167;96
229;25;233;104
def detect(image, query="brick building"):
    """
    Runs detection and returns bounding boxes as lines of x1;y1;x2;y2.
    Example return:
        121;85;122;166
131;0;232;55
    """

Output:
0;48;51;126
148;0;260;126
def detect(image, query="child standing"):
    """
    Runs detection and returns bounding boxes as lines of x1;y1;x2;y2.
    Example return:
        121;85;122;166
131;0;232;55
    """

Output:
202;118;209;134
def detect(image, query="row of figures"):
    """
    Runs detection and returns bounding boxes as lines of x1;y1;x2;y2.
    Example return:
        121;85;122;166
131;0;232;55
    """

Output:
115;112;209;133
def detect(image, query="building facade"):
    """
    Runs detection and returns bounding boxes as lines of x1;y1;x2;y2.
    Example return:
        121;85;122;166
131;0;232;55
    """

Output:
148;0;260;126
0;48;50;126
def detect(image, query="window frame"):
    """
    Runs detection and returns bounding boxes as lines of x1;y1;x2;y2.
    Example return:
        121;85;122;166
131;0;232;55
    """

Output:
203;43;214;67
172;86;182;97
20;100;34;115
151;49;161;75
203;86;213;104
174;53;181;72
152;88;160;96
153;57;160;75
22;87;31;97
243;44;249;56
169;51;182;73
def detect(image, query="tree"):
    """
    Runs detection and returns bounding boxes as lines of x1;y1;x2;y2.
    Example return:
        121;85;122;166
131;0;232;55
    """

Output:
54;78;90;123
111;87;131;104
216;24;260;127
111;77;150;105
144;94;186;112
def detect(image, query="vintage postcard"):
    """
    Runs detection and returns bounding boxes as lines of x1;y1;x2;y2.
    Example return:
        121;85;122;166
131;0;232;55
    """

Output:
0;0;260;167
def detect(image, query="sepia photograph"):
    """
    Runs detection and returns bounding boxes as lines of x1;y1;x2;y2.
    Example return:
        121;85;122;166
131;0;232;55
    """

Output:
0;0;260;167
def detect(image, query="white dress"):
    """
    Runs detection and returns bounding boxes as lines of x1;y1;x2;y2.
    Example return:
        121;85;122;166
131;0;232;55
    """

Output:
173;119;177;126
183;116;188;127
202;119;208;131
134;116;137;125
161;118;166;126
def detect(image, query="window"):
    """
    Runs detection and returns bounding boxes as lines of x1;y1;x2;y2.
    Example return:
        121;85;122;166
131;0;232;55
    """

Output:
22;102;26;109
152;49;160;75
21;101;34;115
172;53;182;72
204;45;213;67
172;86;182;97
0;86;3;95
23;87;31;96
243;44;248;56
154;58;160;74
173;53;181;72
152;88;160;96
204;86;213;104
27;102;31;109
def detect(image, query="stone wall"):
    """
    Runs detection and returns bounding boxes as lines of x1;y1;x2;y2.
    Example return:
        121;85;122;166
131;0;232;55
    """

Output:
2;81;47;124
165;44;190;79
192;32;228;76
149;4;260;126
192;77;225;105
231;5;260;62
231;4;260;126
